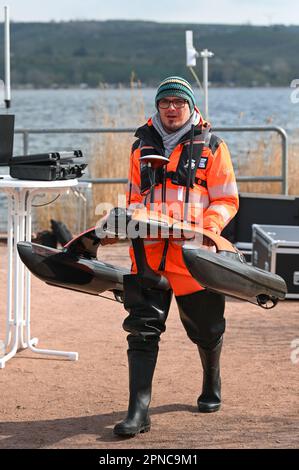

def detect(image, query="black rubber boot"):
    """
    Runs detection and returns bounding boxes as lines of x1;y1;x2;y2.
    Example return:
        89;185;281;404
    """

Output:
114;275;172;437
113;342;158;437
197;337;223;413
175;289;225;413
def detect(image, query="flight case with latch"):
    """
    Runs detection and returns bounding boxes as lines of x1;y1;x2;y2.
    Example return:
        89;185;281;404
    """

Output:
252;224;299;298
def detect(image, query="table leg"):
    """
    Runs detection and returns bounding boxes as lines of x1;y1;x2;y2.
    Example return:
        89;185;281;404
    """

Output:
1;186;79;368
17;188;28;350
4;195;13;349
0;191;21;368
23;188;78;361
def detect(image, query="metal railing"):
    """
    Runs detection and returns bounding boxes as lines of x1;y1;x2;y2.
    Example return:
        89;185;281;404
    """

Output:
214;126;288;195
15;125;289;194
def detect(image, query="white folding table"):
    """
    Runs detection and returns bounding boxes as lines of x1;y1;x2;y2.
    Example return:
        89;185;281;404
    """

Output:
0;175;79;368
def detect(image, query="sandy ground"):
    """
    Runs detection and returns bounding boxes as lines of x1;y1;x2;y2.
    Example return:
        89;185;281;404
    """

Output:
0;242;298;449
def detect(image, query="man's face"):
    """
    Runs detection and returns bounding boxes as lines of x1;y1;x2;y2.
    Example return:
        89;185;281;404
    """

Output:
158;96;191;133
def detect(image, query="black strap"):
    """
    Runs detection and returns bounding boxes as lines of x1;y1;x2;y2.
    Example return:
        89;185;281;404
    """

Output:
189;127;210;188
165;171;207;189
194;177;207;188
185;124;195;213
158;239;169;271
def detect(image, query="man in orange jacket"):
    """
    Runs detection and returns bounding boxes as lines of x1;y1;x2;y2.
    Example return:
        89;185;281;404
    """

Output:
114;76;239;437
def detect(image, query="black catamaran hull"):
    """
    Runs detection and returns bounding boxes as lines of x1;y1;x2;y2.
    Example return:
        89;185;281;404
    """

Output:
17;209;287;308
182;247;287;306
17;241;129;296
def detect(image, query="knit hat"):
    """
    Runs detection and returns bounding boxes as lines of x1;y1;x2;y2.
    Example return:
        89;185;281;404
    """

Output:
155;76;195;112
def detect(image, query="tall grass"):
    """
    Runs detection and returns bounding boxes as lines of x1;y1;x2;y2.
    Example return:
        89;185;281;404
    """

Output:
288;140;299;195
33;188;85;236
34;77;146;234
236;130;299;195
89;78;146;225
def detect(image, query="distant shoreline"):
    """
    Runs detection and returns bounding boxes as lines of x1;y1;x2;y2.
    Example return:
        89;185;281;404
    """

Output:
3;21;297;88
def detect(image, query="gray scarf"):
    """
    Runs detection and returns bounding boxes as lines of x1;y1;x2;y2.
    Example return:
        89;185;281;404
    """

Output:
152;110;201;157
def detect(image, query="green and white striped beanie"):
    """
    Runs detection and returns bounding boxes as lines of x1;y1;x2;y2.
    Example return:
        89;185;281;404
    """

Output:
155;76;195;112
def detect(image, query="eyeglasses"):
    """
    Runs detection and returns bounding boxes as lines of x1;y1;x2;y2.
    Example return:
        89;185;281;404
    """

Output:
158;98;187;109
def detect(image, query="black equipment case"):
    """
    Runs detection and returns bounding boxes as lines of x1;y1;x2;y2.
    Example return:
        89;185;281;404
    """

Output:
9;150;87;181
222;193;299;262
252;224;299;299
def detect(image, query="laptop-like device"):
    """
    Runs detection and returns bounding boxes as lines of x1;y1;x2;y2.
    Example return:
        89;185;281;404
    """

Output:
0;114;15;166
11;149;84;165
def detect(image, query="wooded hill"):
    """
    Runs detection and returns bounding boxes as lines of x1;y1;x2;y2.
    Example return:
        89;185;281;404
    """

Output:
0;20;297;87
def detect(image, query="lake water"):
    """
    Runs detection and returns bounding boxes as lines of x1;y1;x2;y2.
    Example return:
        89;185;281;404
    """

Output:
4;86;299;153
0;87;298;231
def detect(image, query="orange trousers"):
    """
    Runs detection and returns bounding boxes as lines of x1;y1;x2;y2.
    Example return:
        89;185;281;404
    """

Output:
129;240;204;296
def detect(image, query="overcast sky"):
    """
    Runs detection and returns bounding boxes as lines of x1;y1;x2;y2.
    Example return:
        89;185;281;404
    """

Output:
1;0;299;25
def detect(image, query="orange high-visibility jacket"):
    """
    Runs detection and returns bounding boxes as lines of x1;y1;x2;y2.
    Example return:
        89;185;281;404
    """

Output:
126;117;239;295
127;117;239;233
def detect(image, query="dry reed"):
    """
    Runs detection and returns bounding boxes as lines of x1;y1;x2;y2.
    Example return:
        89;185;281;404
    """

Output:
236;130;299;195
89;77;146;226
34;76;146;235
33;188;85;236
